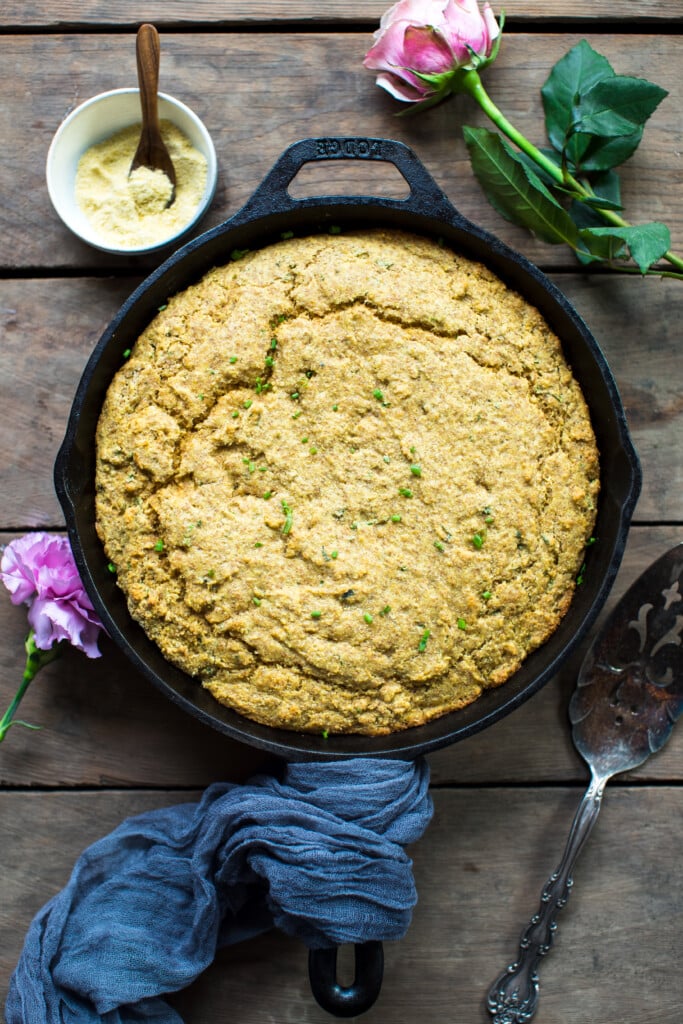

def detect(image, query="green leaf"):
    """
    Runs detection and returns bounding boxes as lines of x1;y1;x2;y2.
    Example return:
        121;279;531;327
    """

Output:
463;126;582;248
579;223;671;273
578;127;644;172
575;76;668;137
542;41;615;155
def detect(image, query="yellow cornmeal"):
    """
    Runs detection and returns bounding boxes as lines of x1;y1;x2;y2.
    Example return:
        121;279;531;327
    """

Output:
95;229;600;736
75;120;207;249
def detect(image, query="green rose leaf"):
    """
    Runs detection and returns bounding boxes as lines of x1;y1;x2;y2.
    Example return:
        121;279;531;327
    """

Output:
542;40;615;158
577;127;644;172
575;76;668;138
578;222;671;273
463;126;582;248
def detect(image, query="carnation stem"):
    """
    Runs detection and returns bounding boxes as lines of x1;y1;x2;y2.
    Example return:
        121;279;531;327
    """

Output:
460;70;683;275
0;631;63;742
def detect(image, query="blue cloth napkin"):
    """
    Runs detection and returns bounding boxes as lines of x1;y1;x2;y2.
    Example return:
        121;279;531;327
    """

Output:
6;757;432;1024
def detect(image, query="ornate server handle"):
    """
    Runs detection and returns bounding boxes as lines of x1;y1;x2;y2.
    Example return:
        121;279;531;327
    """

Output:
486;771;607;1024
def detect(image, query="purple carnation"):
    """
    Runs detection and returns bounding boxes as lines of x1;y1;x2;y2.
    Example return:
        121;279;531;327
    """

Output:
1;533;103;658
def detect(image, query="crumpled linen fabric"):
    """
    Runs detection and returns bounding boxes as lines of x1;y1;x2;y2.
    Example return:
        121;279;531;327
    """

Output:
6;757;432;1024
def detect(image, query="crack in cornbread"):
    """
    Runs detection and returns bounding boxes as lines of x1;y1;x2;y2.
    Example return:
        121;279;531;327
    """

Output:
95;229;599;735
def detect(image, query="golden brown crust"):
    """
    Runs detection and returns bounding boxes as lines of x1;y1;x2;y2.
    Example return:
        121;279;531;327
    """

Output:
95;229;599;735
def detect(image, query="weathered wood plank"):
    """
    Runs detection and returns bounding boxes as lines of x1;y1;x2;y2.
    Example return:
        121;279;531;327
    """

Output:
1;270;680;529
1;526;681;788
0;33;681;270
1;1;682;27
2;787;682;1021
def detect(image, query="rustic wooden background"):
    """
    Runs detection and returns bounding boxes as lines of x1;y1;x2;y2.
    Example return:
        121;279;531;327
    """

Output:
1;3;682;1022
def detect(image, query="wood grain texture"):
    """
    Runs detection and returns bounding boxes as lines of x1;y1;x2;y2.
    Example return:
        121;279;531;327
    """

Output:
2;787;682;1022
1;526;681;789
0;33;681;271
2;1;683;26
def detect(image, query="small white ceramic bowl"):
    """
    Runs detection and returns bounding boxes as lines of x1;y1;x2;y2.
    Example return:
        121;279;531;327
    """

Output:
46;88;218;256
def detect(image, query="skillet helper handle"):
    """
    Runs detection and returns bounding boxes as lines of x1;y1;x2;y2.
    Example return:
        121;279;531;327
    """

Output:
309;941;384;1017
239;135;459;220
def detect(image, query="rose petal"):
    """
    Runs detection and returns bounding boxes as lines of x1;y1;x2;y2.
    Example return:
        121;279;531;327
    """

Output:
374;70;432;102
401;25;456;73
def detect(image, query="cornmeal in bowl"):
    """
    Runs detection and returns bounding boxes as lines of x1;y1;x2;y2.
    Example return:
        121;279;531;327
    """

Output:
95;229;599;735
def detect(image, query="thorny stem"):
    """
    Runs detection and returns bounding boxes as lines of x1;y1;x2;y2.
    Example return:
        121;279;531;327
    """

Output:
460;70;683;276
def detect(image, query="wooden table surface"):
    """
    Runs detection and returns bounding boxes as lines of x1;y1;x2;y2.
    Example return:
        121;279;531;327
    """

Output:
1;3;682;1022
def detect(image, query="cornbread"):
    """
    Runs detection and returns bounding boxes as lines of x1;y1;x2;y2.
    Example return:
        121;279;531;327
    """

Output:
95;229;599;735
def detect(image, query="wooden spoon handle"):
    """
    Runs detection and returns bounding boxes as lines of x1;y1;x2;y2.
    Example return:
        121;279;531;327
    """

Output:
136;23;162;139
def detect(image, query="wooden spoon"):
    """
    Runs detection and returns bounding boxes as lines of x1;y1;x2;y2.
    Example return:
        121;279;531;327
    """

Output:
129;23;176;206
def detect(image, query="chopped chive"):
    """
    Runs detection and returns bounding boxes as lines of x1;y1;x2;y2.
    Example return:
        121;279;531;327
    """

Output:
418;628;430;652
154;540;164;552
232;410;239;418
383;455;391;464
310;446;318;454
322;729;329;739
107;562;117;574
254;542;263;548
157;304;167;312
243;399;253;409
332;404;338;411
330;549;338;559
472;532;484;549
410;464;422;477
457;618;467;630
391;514;402;523
301;437;308;444
253;596;262;606
311;610;322;620
281;500;293;535
264;355;274;367
373;388;385;402
292;410;302;419
482;590;492;600
263;490;272;499
122;348;131;359
363;612;374;625
271;337;278;349
329;225;342;234
229;356;238;364
380;605;391;616
399;487;413;499
230;248;249;261
281;230;294;240
290;391;300;400
434;540;444;552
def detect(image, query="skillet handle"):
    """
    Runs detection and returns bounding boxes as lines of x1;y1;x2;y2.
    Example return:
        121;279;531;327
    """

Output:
237;136;463;223
308;941;384;1017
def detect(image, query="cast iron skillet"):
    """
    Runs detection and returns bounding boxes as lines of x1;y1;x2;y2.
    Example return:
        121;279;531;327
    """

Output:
54;137;641;1016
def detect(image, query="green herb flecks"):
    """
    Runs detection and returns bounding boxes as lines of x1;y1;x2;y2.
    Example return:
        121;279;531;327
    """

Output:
311;610;322;620
472;532;485;550
418;628;431;652
363;612;374;625
399;487;413;499
457;618;467;630
154;540;164;552
410;464;422;477
281;500;294;535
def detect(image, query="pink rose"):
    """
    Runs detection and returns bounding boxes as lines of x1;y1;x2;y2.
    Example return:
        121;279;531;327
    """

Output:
364;0;500;103
1;533;103;658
